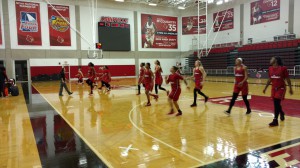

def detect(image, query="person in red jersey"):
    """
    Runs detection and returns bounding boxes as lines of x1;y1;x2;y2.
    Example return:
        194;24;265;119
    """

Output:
86;62;96;96
224;58;251;115
165;66;189;116
154;60;167;95
190;60;209;107
263;56;293;127
137;62;145;95
75;67;84;84
142;62;158;106
100;66;111;91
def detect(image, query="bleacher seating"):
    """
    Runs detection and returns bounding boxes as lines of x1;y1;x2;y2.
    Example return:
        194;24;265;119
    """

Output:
238;39;300;52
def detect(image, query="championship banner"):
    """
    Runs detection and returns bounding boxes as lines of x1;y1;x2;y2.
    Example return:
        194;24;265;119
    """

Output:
182;15;206;35
250;0;280;25
0;17;2;45
48;4;71;46
15;1;42;45
141;14;177;49
213;8;234;32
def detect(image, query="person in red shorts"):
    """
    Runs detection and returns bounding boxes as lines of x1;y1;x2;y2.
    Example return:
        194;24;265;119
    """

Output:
165;66;189;116
154;60;167;95
86;62;96;96
224;58;251;115
100;66;111;91
190;60;209;107
263;56;293;127
75;67;84;84
137;62;145;95
142;62;158;106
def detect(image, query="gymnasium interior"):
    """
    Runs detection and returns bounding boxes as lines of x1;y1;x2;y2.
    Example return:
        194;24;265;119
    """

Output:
0;0;300;167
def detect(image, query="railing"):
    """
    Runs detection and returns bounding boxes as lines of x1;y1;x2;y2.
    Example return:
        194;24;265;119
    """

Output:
184;66;300;77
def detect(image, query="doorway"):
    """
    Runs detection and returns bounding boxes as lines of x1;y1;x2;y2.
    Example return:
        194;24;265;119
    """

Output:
14;60;28;82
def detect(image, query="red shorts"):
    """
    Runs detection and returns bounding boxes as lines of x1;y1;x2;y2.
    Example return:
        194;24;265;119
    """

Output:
155;76;163;85
271;87;286;100
233;83;248;95
145;83;153;92
169;88;181;101
195;80;203;90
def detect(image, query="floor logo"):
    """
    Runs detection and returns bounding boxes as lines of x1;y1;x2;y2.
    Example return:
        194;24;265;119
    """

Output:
261;143;300;167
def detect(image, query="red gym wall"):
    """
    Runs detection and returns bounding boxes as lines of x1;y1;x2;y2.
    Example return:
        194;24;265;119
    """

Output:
30;59;136;79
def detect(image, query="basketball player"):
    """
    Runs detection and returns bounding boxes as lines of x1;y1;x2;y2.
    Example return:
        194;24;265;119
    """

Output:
75;67;84;84
86;62;96;96
183;17;194;33
263;56;293;127
0;66;8;98
144;15;156;48
190;60;209;107
137;62;145;95
100;66;111;91
165;66;189;116
224;58;251;115
154;60;167;95
143;62;158;106
59;66;73;96
252;2;262;24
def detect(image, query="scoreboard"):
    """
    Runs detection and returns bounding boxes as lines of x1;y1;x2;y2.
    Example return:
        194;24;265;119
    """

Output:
98;22;131;51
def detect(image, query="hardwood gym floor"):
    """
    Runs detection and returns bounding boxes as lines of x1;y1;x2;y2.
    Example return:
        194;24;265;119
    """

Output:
1;77;300;167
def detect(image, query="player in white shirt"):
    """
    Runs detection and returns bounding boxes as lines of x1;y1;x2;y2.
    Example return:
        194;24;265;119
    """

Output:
144;15;156;48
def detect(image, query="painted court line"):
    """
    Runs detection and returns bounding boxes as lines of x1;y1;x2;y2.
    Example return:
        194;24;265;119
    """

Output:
128;101;205;164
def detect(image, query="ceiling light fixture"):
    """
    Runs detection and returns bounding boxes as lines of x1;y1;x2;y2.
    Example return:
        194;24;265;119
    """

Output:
115;0;124;2
178;6;185;9
207;0;214;3
149;3;157;6
216;0;223;5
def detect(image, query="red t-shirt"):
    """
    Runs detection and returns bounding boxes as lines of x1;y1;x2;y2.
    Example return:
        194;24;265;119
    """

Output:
269;66;289;88
155;66;162;79
144;69;153;84
235;66;246;83
194;68;203;82
139;67;145;78
167;73;183;90
102;69;111;83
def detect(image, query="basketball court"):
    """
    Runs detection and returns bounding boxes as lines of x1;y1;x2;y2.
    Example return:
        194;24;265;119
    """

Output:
1;0;300;167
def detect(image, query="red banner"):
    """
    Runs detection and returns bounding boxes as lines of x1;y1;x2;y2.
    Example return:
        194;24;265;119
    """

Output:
48;4;71;46
213;8;234;32
0;17;2;45
141;14;177;49
182;15;206;35
15;1;42;46
251;0;280;25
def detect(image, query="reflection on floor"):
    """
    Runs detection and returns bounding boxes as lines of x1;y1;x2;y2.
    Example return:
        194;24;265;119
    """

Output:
23;83;107;168
31;77;300;167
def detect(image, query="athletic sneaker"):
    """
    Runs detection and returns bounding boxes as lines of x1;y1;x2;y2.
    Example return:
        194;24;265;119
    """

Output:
224;110;230;116
175;112;182;116
246;110;251;115
168;109;175;115
205;96;209;103
68;92;73;95
280;112;285;121
269;119;279;127
154;95;159;101
190;103;197;107
145;102;151;106
136;93;141;95
59;94;63;96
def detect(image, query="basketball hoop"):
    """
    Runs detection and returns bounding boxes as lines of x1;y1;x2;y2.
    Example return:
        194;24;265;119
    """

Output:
87;49;103;59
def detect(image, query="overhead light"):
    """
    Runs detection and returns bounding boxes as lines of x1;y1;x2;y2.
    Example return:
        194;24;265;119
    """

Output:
216;0;223;5
149;3;157;6
207;0;214;3
178;6;185;9
115;0;124;2
224;0;229;2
